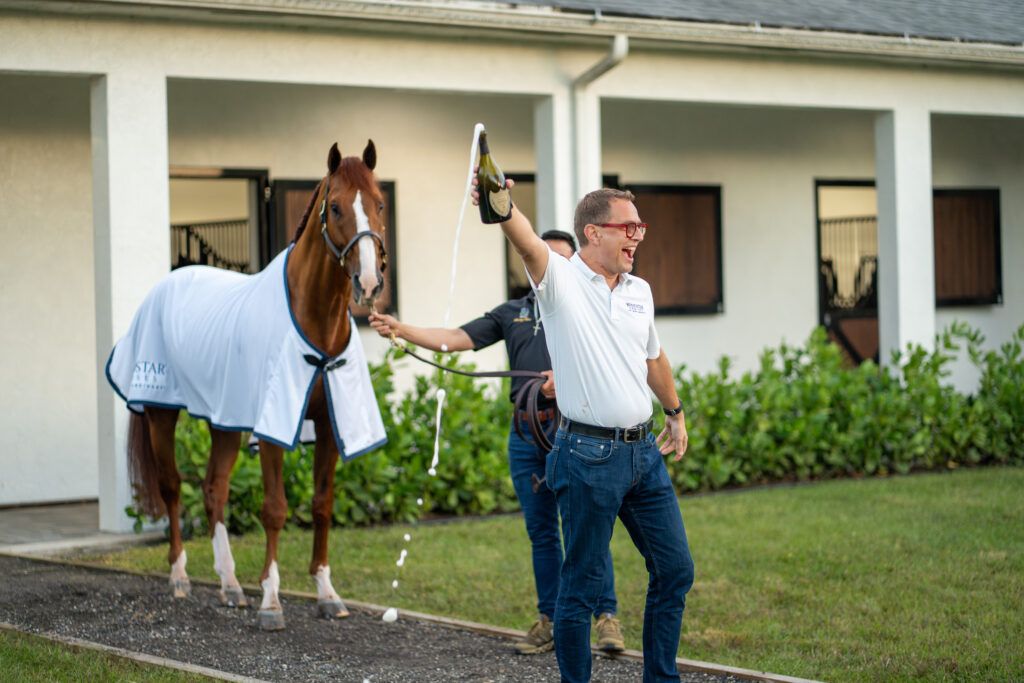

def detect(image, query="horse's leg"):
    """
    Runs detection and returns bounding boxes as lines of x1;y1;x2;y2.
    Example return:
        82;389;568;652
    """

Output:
309;415;349;619
257;440;287;631
146;407;188;598
204;428;248;608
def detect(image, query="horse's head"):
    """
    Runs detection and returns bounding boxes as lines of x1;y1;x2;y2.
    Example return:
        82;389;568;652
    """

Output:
319;140;387;308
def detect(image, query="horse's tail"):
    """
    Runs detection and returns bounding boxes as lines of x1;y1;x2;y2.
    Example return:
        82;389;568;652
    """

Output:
127;411;167;518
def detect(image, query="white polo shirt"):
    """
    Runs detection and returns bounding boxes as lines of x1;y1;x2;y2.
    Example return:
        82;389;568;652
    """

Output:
530;248;661;428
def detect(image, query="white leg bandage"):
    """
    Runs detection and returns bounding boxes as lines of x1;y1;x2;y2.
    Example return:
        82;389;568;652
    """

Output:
314;565;342;602
170;549;188;582
212;522;241;590
260;560;281;611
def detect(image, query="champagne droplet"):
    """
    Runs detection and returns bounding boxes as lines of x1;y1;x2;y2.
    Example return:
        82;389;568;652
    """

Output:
404;533;411;542
392;579;399;589
382;607;398;622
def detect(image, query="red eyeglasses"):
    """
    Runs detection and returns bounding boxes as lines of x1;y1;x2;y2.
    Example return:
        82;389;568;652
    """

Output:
597;222;648;239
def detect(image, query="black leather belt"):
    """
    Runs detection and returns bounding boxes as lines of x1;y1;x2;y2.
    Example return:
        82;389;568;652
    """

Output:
560;417;654;443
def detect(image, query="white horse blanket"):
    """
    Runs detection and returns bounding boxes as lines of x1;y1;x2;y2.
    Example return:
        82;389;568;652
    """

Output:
106;246;387;460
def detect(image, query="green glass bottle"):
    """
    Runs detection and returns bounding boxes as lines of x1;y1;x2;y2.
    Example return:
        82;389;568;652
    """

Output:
477;130;513;224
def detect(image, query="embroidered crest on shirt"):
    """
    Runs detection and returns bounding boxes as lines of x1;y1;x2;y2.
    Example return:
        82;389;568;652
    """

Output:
513;305;532;323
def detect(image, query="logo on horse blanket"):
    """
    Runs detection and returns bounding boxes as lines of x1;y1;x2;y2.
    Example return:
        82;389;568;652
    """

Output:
131;361;168;391
106;246;387;459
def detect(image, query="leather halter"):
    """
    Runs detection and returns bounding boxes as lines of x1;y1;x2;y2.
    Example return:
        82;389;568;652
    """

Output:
318;177;388;273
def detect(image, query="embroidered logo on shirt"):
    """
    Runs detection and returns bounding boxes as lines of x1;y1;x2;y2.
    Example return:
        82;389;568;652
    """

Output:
513;305;532;323
626;302;645;314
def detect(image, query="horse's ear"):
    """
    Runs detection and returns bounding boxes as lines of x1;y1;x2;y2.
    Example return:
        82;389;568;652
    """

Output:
327;143;341;174
362;139;377;171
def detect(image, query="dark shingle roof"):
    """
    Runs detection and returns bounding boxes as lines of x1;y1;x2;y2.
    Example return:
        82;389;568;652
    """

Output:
509;0;1024;45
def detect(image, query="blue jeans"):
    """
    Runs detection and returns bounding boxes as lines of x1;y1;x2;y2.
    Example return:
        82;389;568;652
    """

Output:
508;419;616;620
546;428;694;683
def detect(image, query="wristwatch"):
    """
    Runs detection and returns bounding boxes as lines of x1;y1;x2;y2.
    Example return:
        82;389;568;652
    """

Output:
663;404;683;417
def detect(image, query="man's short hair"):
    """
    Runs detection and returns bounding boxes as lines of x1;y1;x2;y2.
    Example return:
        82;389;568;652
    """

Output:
573;188;636;246
540;229;577;253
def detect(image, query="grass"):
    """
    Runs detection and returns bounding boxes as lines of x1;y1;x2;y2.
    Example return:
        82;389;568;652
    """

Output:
86;466;1024;682
0;629;213;682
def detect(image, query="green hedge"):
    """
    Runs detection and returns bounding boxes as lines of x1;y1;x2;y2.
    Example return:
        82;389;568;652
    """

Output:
128;323;1023;535
673;321;1023;492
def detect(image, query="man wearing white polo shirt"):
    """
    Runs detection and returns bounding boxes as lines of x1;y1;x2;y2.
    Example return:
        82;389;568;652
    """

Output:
477;184;694;683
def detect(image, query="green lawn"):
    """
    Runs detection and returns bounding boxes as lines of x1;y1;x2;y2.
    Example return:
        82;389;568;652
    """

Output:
87;466;1024;682
0;629;212;682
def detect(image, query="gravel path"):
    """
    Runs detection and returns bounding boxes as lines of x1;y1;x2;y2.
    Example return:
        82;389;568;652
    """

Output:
0;554;742;682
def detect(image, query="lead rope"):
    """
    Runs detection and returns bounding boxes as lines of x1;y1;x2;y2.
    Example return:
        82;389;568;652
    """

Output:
380;123;485;625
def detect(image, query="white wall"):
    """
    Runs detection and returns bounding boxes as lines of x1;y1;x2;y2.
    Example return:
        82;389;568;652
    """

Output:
167;79;538;391
933;114;1024;390
603;101;877;376
0;74;98;506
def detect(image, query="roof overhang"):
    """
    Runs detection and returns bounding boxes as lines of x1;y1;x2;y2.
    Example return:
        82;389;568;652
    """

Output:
4;0;1024;69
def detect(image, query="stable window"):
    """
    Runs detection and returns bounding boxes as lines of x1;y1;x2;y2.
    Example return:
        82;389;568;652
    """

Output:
270;178;398;318
626;185;723;314
933;189;1002;306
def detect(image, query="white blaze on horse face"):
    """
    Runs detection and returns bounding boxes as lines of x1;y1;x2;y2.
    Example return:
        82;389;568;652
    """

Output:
260;560;281;611
352;190;379;299
314;564;342;602
212;522;241;590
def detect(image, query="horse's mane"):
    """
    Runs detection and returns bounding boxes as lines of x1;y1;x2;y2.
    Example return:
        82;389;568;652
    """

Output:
292;158;377;244
292;178;323;244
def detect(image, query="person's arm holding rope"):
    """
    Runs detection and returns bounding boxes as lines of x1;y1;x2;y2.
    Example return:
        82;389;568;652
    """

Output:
368;314;474;353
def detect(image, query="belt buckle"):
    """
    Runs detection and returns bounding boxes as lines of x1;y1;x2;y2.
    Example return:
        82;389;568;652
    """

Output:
623;426;642;443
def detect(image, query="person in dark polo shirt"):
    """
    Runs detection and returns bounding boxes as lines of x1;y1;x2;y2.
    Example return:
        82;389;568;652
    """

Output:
368;230;623;656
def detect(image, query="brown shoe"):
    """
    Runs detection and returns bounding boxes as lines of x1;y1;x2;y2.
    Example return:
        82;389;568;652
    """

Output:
595;613;625;653
514;615;554;654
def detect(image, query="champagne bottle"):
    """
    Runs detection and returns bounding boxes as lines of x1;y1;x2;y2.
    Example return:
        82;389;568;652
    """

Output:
477;130;513;224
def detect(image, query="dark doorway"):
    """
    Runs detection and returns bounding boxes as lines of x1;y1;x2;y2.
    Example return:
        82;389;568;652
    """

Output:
815;180;879;365
169;167;272;273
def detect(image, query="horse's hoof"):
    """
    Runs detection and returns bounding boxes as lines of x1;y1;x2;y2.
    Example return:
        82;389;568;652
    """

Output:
317;599;350;619
220;587;249;608
258;609;286;631
171;578;191;599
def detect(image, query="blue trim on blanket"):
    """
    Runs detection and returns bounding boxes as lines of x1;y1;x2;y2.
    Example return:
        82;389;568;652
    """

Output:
281;244;350;368
343;436;388;462
284;368;323;454
282;245;327;358
252;431;297;451
321;372;347;457
104;347;136;411
323;373;388;461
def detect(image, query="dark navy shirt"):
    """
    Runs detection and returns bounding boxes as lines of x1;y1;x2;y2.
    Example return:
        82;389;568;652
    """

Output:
459;292;554;408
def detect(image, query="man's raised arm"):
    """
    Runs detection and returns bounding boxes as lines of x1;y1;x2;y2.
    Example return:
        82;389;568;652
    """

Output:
473;178;548;285
500;205;549;286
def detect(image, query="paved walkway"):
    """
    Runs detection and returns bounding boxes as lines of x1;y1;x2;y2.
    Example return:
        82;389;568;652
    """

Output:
0;501;158;555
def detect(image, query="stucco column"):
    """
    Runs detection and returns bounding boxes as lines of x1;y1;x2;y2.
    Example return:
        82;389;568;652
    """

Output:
92;71;170;532
573;86;603;199
874;108;936;365
533;90;575;232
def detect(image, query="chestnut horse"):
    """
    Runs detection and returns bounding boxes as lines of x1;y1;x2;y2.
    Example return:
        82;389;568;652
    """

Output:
121;141;387;630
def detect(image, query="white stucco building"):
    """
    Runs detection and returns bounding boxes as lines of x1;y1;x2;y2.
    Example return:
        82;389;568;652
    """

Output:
2;0;1022;529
